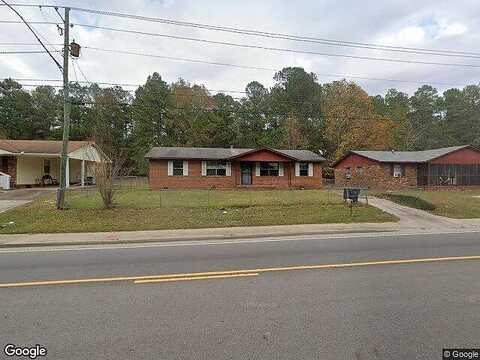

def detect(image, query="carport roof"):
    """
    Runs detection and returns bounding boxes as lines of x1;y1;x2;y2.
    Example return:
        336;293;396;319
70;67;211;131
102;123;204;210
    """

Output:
0;140;92;154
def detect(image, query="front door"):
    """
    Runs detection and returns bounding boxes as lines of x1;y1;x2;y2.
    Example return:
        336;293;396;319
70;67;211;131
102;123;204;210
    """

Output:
241;163;252;185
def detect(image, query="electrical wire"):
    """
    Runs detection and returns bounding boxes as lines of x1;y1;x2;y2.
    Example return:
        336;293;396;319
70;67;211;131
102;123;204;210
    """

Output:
81;46;475;87
72;23;480;69
0;49;60;54
0;1;62;71
3;3;478;58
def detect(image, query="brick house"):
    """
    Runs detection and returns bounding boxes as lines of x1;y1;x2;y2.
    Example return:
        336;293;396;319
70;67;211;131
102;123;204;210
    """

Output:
146;147;325;189
0;140;104;189
333;145;480;189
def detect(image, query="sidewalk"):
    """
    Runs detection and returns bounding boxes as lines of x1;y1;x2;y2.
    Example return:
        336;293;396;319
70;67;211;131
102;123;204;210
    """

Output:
0;222;400;247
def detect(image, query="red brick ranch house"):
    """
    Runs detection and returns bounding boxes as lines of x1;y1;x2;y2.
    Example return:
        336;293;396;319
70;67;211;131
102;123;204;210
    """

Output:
146;147;326;189
333;145;480;189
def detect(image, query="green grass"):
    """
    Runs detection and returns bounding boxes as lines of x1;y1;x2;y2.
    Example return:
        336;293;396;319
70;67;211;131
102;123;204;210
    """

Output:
66;188;345;209
0;189;396;234
375;189;480;218
376;193;436;211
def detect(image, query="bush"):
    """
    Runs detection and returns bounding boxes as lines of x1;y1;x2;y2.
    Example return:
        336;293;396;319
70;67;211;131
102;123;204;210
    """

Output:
379;193;436;211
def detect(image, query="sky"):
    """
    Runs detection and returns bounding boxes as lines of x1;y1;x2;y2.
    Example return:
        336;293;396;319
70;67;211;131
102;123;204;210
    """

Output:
1;0;479;97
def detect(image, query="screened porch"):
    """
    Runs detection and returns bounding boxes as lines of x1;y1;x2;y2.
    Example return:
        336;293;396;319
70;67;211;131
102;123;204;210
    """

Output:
417;163;480;186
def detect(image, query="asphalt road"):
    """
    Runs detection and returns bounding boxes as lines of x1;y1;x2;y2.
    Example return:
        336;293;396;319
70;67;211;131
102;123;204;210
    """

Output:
1;231;480;359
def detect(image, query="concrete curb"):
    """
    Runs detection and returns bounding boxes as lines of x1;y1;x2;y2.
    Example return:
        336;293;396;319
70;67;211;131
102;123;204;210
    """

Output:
0;228;396;248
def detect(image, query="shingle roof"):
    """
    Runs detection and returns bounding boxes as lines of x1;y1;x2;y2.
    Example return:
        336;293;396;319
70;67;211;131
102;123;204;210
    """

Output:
350;145;471;163
0;140;92;154
145;147;325;162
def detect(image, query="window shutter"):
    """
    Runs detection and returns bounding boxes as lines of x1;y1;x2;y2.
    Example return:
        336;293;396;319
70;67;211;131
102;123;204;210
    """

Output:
390;164;394;177
167;161;173;176
278;163;284;176
401;165;406;177
201;161;207;176
183;161;188;176
295;162;300;176
226;162;232;176
255;162;260;176
308;163;314;177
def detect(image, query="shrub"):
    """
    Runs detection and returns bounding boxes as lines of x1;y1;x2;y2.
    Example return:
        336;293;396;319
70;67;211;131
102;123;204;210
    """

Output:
379;193;436;211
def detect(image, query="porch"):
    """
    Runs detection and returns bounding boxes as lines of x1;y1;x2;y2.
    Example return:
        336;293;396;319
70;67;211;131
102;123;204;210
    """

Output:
1;155;96;189
417;163;480;186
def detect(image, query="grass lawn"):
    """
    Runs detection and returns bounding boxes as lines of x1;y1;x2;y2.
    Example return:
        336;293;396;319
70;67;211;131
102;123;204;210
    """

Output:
0;189;395;234
376;189;480;218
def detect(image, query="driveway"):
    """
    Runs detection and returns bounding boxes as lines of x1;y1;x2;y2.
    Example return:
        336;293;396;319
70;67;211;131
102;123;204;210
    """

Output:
367;196;480;231
0;188;55;213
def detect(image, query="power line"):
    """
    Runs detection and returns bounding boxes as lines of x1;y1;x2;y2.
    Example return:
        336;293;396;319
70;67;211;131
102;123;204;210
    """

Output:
0;49;60;54
72;23;480;68
2;41;476;87
69;7;480;57
0;20;58;24
82;46;274;71
0;1;62;71
3;3;479;58
0;42;62;45
82;47;474;87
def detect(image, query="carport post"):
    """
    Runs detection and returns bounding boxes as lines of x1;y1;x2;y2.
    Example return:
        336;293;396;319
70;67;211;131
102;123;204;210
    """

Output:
81;160;85;187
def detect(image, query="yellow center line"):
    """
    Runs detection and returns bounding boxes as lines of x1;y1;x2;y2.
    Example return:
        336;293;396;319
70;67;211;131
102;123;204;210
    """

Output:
1;254;480;288
134;273;259;284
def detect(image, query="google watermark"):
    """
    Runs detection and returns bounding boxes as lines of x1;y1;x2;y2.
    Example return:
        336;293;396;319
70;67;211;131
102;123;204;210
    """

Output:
443;349;480;360
4;344;47;359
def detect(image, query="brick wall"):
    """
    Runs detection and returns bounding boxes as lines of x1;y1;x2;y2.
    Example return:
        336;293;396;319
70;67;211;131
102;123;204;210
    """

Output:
2;156;17;188
335;161;417;189
149;160;235;189
290;162;323;188
149;159;323;189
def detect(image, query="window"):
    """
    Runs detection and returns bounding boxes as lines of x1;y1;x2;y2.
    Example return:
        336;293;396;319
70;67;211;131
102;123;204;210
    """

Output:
345;167;352;179
393;164;404;178
43;159;51;175
260;162;279;176
356;166;364;175
173;160;184;176
206;161;227;176
299;162;309;177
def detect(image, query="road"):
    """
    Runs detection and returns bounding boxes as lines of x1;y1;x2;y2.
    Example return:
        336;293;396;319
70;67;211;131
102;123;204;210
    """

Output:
1;231;480;359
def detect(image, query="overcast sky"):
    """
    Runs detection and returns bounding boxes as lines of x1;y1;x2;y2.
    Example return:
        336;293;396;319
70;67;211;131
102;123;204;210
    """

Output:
1;0;479;97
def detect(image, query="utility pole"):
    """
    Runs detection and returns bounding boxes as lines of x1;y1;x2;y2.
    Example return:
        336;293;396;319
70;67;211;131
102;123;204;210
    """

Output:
56;7;71;209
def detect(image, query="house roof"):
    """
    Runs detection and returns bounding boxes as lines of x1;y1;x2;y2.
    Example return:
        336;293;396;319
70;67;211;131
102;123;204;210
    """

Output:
145;147;326;162
0;140;92;155
333;145;473;166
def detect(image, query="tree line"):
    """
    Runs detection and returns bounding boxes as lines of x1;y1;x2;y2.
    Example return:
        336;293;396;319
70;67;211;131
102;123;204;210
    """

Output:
1;67;479;174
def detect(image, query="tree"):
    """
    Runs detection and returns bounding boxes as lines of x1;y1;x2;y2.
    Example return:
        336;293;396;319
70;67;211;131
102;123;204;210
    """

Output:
322;80;395;160
0;79;33;139
130;73;170;174
407;85;443;150
165;79;217;146
235;81;270;147
270;67;323;150
29;85;61;139
383;89;410;150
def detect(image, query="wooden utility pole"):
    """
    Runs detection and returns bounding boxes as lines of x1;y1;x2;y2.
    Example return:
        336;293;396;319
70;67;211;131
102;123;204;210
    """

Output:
56;7;71;209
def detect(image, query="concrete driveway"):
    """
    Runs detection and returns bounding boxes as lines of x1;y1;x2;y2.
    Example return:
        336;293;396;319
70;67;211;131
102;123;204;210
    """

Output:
0;188;55;213
367;196;480;231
